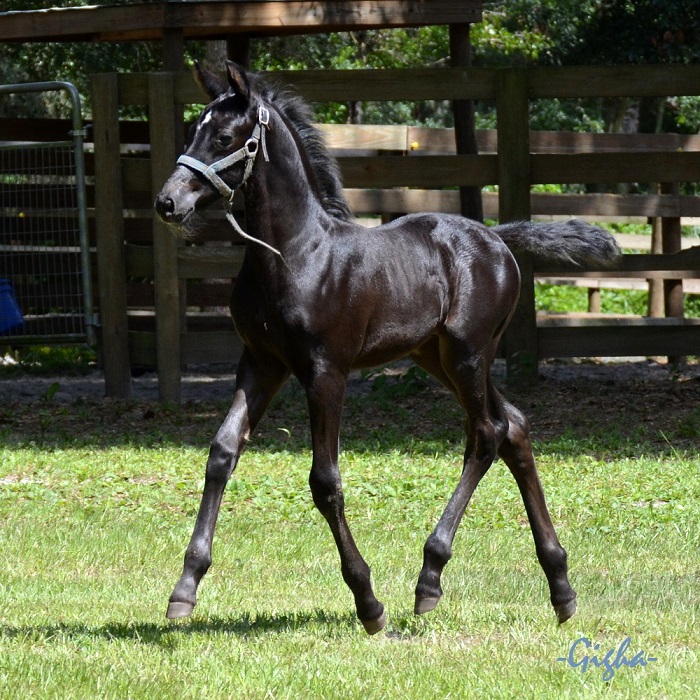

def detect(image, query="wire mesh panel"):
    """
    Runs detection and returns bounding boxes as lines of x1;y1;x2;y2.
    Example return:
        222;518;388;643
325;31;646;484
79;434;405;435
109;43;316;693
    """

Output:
0;82;93;345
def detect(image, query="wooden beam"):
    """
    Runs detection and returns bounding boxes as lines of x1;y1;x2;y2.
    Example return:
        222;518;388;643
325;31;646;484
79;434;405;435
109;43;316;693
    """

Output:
537;322;700;359
529;64;700;99
531;152;700;185
339;155;497;188
0;1;483;42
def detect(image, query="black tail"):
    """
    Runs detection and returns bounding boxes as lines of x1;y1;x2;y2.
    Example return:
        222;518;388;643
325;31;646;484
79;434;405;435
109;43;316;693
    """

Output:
492;219;621;267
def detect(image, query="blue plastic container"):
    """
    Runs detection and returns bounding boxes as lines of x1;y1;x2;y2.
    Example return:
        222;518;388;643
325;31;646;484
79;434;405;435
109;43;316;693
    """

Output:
0;278;24;334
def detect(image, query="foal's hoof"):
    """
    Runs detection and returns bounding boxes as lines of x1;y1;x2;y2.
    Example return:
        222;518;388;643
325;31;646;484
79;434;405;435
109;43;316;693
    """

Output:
361;610;387;635
166;600;195;620
554;597;577;625
414;596;441;616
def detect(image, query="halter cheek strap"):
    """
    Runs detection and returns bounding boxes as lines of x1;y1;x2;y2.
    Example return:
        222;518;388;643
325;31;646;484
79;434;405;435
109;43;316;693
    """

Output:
176;105;284;261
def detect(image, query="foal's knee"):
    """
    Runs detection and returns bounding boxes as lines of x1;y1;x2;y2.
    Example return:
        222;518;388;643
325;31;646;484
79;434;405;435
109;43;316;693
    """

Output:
537;538;568;574
309;465;344;516
423;531;452;568
206;438;242;485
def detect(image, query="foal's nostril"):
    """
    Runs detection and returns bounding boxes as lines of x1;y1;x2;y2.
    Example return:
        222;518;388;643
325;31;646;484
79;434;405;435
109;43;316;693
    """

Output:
155;193;176;220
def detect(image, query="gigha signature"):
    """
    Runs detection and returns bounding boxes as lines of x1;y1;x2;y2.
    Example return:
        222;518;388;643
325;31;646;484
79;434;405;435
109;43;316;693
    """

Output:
557;636;658;681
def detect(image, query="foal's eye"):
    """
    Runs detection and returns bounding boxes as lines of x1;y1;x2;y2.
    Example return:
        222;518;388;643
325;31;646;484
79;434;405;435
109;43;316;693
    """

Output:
216;134;234;149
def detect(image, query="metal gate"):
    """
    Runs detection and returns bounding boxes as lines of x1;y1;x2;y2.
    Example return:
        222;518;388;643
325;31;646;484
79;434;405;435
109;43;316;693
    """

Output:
0;81;94;345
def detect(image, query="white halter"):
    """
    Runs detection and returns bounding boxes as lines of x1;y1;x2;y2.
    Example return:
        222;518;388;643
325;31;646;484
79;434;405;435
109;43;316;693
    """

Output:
177;105;284;260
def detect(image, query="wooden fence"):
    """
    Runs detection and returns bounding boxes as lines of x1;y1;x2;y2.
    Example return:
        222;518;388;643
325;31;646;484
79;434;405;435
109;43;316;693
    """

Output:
84;64;700;400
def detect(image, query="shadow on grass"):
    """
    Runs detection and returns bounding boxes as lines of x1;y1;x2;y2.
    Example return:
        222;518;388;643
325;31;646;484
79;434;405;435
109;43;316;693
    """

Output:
0;610;362;647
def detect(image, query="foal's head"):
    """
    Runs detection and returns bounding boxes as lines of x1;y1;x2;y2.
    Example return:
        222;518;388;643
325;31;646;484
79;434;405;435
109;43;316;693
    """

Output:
155;61;351;234
155;61;263;232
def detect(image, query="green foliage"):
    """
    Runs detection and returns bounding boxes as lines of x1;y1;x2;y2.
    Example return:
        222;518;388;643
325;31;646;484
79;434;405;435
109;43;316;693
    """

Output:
0;345;97;376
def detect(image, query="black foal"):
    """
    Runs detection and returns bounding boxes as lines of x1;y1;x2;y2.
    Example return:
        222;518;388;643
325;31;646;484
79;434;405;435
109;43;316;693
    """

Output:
156;61;619;633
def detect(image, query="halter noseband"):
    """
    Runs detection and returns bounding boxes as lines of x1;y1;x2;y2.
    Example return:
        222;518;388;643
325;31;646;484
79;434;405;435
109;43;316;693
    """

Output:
176;104;284;260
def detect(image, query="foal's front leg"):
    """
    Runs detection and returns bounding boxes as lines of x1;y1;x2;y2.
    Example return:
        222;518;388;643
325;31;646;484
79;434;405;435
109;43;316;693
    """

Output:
305;368;386;634
166;350;289;619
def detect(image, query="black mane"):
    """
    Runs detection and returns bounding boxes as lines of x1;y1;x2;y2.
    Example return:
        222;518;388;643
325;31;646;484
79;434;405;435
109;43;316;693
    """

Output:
251;73;352;222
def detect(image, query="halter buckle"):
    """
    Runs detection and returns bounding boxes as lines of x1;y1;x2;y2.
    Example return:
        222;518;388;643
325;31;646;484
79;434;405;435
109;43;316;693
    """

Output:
258;106;270;129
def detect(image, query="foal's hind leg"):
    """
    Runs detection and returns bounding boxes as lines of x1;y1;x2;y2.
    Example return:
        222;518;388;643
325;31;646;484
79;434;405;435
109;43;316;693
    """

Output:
305;366;385;634
166;349;289;619
414;340;507;615
497;396;577;623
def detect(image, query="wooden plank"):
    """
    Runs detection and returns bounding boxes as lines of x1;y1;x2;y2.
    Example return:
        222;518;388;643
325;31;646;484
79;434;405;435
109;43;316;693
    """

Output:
13;119;700;157
339;155;497;188
344;188;462;214
171;1;482;36
62;65;700;108
149;73;182;402
529;130;700;154
537;322;700;359
90;73;131;399
181;331;244;365
283;67;496;102
529;193;690;218
157;68;496;107
318;124;408;152
531;152;700;185
535;249;700;278
537;277;700;294
537;316;700;327
529;64;700;99
129;328;243;366
0;3;167;42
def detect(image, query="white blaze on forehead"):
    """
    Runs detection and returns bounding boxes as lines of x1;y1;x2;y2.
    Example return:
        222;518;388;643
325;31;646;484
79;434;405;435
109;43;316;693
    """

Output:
197;93;228;132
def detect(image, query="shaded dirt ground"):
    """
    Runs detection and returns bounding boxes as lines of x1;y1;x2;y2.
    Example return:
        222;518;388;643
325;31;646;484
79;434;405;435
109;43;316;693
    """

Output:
1;359;698;453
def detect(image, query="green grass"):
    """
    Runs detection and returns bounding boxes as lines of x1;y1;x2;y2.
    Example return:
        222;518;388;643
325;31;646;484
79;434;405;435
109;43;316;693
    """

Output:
1;376;699;698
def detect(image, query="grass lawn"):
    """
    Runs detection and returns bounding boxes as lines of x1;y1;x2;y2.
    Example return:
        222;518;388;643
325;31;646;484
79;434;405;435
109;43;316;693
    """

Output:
1;365;699;698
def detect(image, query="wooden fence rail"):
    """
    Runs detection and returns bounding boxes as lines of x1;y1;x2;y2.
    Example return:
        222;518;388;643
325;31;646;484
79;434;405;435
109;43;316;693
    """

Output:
80;64;700;398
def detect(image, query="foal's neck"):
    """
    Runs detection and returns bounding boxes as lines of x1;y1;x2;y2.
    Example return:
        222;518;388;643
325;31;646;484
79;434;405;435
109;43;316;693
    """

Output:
243;107;331;267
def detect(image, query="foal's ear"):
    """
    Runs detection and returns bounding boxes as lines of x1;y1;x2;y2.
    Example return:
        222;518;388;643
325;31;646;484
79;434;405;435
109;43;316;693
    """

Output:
194;60;227;100
225;60;251;102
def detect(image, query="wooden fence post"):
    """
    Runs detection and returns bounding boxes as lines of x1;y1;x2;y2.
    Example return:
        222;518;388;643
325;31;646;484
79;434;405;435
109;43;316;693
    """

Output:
449;23;483;222
149;73;182;403
91;73;131;398
662;182;684;364
496;67;537;379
